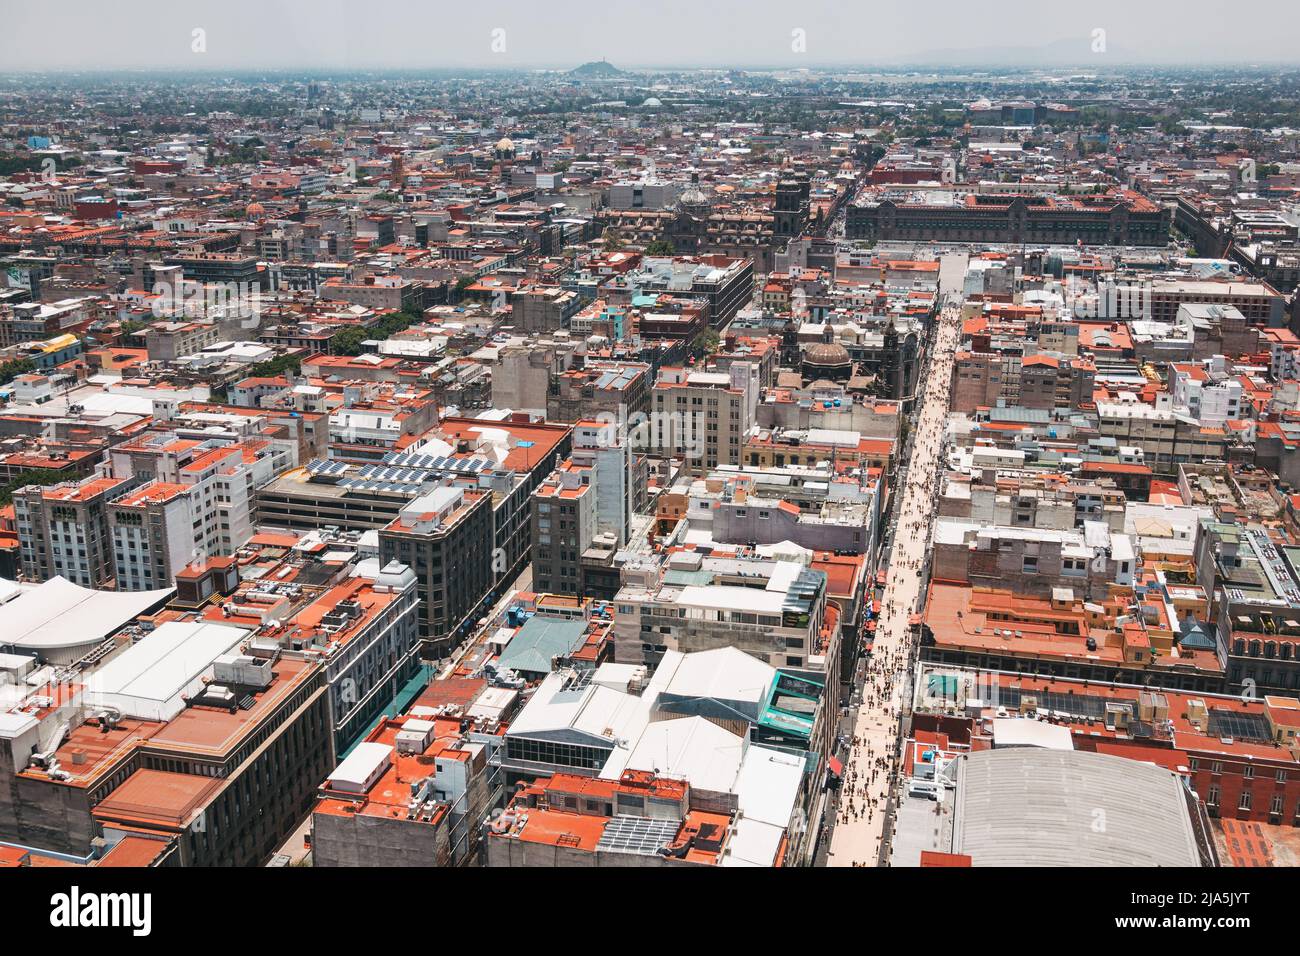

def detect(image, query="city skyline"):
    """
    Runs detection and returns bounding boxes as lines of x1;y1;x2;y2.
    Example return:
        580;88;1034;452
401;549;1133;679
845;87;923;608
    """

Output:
0;0;1295;918
3;0;1300;72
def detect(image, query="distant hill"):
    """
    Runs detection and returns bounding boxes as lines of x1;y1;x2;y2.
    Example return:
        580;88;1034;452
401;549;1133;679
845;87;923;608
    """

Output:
570;60;624;78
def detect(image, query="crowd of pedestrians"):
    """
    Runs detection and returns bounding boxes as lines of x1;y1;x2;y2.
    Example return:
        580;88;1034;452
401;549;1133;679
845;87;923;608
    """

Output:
828;304;961;866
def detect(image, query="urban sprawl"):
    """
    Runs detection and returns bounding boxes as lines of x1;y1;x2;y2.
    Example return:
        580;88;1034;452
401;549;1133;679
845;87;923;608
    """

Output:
2;64;1300;870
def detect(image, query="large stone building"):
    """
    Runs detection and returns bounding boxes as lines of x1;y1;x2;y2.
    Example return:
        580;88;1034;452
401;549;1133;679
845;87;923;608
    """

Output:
847;191;1170;247
950;351;1096;414
650;366;755;473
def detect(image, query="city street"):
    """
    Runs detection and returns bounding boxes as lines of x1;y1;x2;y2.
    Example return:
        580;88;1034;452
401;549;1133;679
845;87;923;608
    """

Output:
826;299;962;867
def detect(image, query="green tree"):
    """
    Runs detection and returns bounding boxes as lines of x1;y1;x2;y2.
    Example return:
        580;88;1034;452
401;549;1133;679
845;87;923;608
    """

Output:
689;329;720;359
332;327;371;356
331;310;421;355
0;153;45;176
0;357;35;386
645;239;675;256
0;468;70;507
243;354;303;378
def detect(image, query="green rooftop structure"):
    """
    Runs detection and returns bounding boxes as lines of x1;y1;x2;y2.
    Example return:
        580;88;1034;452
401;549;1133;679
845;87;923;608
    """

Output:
755;670;823;746
496;615;590;678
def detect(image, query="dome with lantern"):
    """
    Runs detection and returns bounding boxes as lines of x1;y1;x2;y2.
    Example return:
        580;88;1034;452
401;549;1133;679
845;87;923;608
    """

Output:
678;172;709;211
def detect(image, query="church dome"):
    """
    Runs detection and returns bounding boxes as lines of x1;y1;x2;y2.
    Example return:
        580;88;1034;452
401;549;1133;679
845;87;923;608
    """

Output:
679;175;709;208
802;342;853;383
805;342;851;365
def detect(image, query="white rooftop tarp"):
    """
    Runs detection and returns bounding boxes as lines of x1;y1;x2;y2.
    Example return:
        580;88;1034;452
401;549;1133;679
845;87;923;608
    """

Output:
84;620;250;722
991;717;1075;751
675;584;786;614
506;671;653;748
612;716;746;794
734;745;805;828
649;647;775;713
953;749;1204;866
0;577;25;605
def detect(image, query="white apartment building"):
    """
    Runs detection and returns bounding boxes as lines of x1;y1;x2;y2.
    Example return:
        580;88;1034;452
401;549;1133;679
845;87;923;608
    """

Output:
1169;358;1246;425
613;552;829;676
570;418;642;546
109;482;211;591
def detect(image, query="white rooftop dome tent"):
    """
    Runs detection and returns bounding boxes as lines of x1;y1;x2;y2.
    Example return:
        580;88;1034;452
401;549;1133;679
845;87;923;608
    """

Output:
0;576;175;666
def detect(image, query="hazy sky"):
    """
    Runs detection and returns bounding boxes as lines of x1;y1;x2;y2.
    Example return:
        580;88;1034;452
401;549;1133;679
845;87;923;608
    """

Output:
2;0;1298;72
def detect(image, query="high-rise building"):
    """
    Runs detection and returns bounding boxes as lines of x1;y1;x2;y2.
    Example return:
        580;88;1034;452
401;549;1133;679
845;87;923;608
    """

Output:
650;365;755;473
14;476;131;588
379;486;495;657
530;463;597;596
569;418;645;546
109;482;214;592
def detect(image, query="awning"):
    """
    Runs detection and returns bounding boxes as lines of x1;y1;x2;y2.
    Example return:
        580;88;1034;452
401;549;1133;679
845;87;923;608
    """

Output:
828;756;844;776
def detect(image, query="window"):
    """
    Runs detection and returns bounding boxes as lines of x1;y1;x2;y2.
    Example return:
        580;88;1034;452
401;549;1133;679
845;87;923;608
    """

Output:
1239;791;1253;811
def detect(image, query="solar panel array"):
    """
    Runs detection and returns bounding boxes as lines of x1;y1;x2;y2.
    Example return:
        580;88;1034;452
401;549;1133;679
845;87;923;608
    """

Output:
594;815;681;856
304;448;504;497
384;451;497;474
1208;708;1272;742
997;686;1120;720
337;477;428;494
307;459;350;477
354;464;434;483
